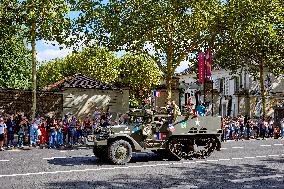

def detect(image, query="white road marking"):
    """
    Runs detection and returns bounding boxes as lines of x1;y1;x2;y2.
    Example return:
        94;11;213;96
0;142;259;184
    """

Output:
256;156;266;158
173;162;183;165
230;174;283;183
156;163;170;166
274;144;283;146
43;155;93;160
196;160;206;163
232;147;244;149
206;159;218;162
43;157;66;160
183;161;196;164
1;153;282;178
0;160;9;162
59;151;67;153
220;148;227;150
164;184;198;189
219;159;230;161
260;145;271;147
43;158;54;160
268;155;279;157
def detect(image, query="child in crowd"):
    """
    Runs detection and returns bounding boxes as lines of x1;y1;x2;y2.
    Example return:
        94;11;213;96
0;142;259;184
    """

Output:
17;124;25;148
57;120;64;146
30;118;39;146
63;115;69;144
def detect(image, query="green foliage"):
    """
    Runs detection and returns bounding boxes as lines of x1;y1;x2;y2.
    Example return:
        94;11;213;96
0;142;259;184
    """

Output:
119;54;162;104
215;0;284;76
37;48;161;106
18;0;71;43
215;0;284;116
0;0;31;89
71;0;222;100
37;47;120;88
0;36;32;89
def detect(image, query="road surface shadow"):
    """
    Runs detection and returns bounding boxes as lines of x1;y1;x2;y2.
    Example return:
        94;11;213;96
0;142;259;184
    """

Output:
45;160;284;189
47;152;164;166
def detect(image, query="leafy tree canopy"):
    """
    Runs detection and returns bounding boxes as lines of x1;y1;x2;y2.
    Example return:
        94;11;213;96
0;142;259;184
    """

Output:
37;48;161;106
119;54;162;106
0;0;31;89
216;0;284;76
37;47;120;88
215;0;284;117
71;0;223;100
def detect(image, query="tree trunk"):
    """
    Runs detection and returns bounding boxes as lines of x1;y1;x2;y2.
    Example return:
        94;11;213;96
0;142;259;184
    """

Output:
31;22;36;122
259;59;266;118
166;73;172;103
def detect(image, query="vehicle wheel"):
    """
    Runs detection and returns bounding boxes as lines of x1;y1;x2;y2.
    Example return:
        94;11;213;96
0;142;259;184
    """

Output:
108;140;132;165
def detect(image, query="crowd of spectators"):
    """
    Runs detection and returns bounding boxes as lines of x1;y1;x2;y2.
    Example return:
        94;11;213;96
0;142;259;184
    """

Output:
221;115;284;141
0;108;114;151
0;107;284;151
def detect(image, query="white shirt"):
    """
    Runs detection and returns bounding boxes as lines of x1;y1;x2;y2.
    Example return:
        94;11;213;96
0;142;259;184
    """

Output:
0;123;7;134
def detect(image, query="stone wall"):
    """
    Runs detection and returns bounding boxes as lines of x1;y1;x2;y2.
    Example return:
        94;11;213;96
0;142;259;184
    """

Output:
0;89;63;118
62;88;129;119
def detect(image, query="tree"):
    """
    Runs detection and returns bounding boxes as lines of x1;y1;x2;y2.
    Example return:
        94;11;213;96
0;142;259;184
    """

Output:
215;0;284;117
37;48;161;107
119;54;162;106
0;0;31;89
72;0;222;103
0;34;32;89
37;47;120;89
16;0;71;121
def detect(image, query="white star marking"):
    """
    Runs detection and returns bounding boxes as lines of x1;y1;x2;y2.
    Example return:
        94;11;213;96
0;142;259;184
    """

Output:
195;118;200;126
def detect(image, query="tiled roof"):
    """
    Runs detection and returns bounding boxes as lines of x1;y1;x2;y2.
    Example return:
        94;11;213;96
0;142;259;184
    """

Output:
44;74;119;91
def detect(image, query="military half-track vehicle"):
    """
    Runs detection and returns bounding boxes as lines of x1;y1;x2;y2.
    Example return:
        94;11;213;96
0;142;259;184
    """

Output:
86;111;222;165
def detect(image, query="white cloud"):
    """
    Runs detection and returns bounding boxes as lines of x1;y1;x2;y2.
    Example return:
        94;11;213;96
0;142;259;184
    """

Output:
36;39;73;62
176;61;190;73
37;48;73;62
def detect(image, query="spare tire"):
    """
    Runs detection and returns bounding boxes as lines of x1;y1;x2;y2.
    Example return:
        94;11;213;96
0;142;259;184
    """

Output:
108;140;132;165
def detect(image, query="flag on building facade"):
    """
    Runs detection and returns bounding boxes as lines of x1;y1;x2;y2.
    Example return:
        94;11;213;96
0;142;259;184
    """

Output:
198;52;205;84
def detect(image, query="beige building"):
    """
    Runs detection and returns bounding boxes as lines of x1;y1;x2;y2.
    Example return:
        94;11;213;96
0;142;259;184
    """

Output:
45;74;129;119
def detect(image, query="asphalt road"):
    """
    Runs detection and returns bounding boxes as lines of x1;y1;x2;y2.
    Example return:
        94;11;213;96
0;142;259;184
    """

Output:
0;139;283;189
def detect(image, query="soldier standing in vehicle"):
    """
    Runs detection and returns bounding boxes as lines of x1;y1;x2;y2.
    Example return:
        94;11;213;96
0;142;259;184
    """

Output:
171;100;180;122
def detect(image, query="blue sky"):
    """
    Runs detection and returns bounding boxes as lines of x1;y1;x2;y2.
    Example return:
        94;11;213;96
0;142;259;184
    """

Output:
36;4;189;73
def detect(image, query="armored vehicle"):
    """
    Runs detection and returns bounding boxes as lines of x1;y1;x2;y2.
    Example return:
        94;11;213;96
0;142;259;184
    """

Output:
86;110;222;165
